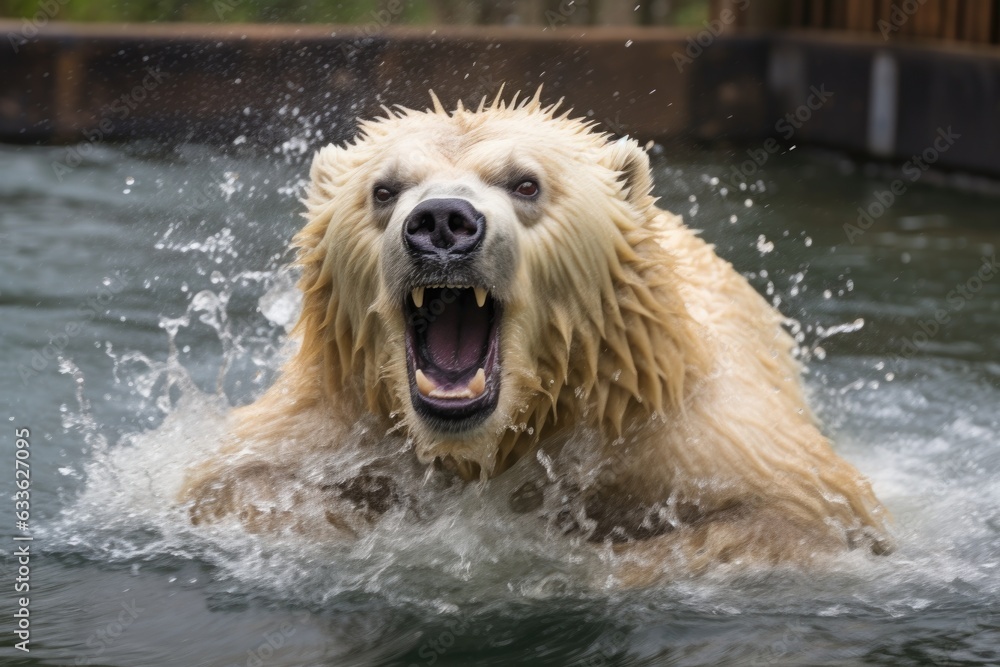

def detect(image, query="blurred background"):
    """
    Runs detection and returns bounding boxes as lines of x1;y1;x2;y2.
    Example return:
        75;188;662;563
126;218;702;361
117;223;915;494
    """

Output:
1;0;996;40
0;0;714;26
2;2;999;666
2;0;998;175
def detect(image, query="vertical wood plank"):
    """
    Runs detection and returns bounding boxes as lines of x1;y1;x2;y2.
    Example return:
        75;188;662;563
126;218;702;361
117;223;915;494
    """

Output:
790;0;806;27
942;0;961;40
810;0;826;28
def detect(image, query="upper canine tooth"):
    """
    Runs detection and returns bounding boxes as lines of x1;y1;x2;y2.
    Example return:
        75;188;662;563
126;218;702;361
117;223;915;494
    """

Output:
411;286;425;308
415;369;437;396
474;287;487;308
469;368;486;396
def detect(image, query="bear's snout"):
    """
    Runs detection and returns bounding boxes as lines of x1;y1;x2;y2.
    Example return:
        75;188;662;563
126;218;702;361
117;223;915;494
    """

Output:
403;198;485;257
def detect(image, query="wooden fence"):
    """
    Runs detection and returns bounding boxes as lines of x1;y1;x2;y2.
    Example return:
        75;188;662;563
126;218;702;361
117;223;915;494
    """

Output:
714;0;1000;45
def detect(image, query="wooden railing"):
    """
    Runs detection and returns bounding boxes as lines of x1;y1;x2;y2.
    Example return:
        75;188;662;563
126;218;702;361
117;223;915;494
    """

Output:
712;0;999;45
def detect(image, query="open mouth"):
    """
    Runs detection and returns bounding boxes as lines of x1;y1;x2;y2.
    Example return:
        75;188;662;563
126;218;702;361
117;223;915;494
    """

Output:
404;285;501;429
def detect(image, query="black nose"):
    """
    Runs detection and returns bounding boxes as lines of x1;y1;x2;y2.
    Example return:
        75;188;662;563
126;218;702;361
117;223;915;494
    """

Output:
403;198;485;256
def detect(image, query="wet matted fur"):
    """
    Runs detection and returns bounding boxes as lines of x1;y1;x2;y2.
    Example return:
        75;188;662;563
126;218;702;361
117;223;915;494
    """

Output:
180;90;891;575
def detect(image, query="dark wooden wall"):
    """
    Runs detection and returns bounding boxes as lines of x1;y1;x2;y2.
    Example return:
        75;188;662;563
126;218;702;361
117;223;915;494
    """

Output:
3;21;1000;178
715;0;1000;45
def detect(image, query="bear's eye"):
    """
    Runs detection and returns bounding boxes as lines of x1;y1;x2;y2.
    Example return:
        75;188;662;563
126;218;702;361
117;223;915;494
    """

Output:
513;180;540;198
373;186;396;204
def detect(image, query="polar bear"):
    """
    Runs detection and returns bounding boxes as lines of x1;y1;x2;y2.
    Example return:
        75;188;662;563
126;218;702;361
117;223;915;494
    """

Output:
180;90;890;573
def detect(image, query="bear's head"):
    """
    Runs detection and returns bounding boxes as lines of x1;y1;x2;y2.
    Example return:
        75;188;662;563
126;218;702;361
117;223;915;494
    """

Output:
293;90;704;480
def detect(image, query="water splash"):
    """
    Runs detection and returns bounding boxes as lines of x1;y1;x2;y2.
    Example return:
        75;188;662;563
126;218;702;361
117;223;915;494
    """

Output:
37;143;999;631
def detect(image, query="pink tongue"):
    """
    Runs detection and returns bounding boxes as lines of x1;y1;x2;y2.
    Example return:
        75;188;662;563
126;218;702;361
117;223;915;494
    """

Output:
425;292;489;372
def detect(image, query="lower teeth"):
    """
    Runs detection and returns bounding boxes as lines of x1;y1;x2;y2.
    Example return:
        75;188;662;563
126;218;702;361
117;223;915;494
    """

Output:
415;367;487;399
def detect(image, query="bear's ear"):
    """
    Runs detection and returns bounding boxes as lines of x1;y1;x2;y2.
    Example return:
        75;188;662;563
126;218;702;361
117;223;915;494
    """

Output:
309;144;348;189
602;137;653;206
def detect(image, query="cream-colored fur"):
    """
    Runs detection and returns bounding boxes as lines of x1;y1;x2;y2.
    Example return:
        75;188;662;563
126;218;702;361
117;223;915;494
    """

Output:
180;90;890;573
